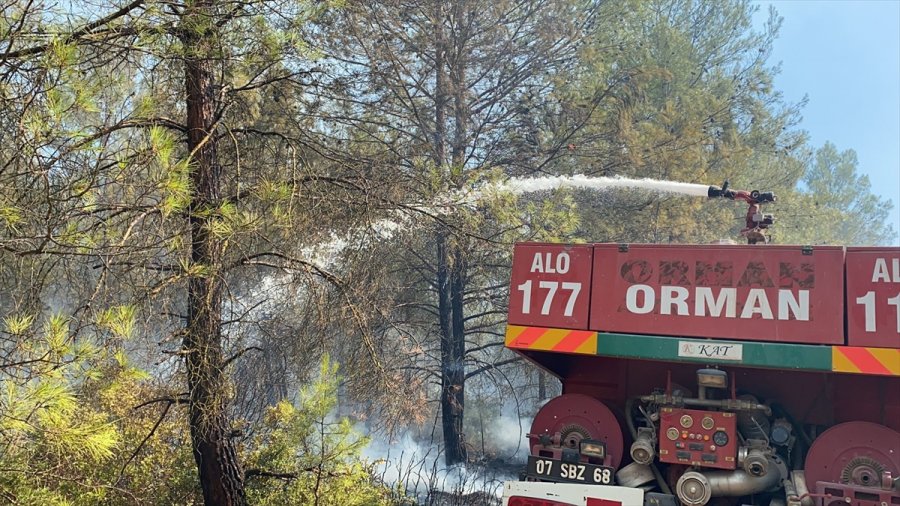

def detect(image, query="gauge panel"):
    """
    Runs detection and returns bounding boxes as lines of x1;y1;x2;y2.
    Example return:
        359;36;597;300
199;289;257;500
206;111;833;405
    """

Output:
658;407;736;470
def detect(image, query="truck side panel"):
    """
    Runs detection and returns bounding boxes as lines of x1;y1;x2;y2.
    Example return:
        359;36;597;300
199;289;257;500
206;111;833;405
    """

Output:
589;244;845;344
846;247;900;348
509;243;594;330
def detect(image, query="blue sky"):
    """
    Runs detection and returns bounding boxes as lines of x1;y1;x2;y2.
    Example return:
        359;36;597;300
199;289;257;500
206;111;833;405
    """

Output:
754;0;900;245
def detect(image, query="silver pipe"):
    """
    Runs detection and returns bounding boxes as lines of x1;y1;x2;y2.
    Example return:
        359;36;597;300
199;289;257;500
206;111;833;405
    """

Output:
677;457;785;505
705;458;784;496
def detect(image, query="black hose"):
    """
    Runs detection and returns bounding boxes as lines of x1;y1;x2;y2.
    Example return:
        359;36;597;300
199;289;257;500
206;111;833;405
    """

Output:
624;398;639;440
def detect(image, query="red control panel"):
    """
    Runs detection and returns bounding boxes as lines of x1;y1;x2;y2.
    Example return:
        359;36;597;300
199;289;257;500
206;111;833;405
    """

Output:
658;408;736;470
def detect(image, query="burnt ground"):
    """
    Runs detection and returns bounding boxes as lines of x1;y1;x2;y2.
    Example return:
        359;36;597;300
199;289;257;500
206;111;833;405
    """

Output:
420;458;524;506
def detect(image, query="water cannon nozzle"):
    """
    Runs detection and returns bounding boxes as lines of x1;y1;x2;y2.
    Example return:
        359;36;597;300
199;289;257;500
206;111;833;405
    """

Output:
708;179;731;199
752;190;776;203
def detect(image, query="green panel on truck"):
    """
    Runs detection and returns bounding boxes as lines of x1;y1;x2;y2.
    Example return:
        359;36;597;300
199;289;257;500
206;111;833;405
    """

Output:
596;333;833;371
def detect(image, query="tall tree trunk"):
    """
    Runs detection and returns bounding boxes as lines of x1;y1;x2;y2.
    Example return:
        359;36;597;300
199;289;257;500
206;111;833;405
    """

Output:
432;0;468;466
432;0;447;169
437;231;468;465
182;2;247;504
438;0;472;466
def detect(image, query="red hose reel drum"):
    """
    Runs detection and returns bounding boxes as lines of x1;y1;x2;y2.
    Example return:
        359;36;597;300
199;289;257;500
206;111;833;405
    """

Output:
805;421;900;490
529;394;625;469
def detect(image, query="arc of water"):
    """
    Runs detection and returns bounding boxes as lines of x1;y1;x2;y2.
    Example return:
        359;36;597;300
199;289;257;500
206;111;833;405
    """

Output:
306;174;712;264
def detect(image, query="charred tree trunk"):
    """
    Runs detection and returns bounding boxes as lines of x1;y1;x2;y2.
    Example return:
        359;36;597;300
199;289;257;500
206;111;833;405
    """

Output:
181;2;247;504
434;9;469;463
437;232;468;465
432;0;479;467
438;0;473;466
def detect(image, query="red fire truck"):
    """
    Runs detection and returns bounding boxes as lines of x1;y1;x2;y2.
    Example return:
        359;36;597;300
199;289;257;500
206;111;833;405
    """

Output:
502;243;900;506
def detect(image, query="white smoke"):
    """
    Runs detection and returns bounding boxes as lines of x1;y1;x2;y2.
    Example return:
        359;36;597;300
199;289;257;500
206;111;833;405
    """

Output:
359;397;537;502
484;400;531;461
361;431;510;501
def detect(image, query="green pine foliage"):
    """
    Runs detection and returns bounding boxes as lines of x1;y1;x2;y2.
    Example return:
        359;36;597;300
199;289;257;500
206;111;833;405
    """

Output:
764;142;895;246
245;356;395;506
0;317;118;504
0;311;199;505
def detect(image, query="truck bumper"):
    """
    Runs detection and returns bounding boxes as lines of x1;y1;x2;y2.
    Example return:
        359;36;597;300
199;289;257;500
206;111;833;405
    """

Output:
503;481;644;506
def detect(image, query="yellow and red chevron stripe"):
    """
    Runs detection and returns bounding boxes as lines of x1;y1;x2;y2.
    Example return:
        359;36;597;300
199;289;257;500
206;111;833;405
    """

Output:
505;325;596;355
832;346;900;376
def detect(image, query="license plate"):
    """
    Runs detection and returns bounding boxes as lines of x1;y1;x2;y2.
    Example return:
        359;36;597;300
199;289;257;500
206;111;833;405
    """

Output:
526;456;615;485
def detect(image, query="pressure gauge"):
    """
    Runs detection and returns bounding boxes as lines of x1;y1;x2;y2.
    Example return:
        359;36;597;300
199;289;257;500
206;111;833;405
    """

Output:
666;427;680;441
713;430;729;447
680;414;694;429
701;416;715;430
